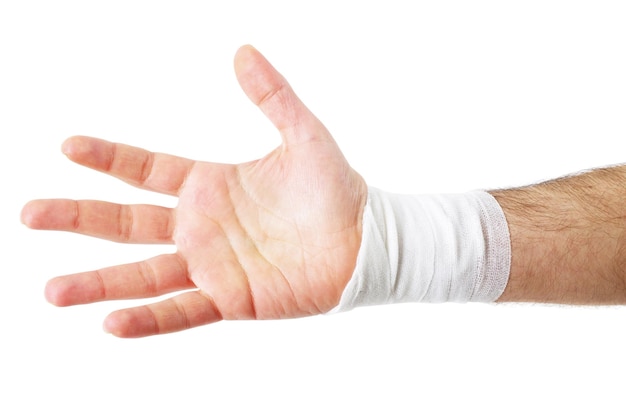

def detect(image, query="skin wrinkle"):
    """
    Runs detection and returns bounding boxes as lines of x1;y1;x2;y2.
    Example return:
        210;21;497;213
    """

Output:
234;164;263;219
243;171;304;315
199;291;223;321
171;253;192;286
234;163;300;244
137;259;158;296
143;305;161;336
229;239;258;319
271;221;300;315
221;170;258;318
106;142;116;173
199;204;258;319
188;214;256;318
118;204;133;242
171;298;191;331
234;163;322;315
254;81;303;136
225;169;289;319
256;80;286;110
93;269;107;301
176;160;197;195
138;148;155;186
72;200;80;231
163;207;174;243
235;153;358;236
295;223;323;315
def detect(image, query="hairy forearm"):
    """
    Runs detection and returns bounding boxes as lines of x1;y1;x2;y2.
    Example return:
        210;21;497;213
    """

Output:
491;165;626;304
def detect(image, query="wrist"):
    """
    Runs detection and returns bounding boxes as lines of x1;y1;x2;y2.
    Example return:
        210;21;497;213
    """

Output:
331;187;511;312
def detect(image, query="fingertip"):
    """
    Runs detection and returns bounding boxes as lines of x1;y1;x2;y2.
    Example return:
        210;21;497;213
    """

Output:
20;200;55;229
233;44;268;94
60;136;114;172
20;199;74;230
44;277;68;307
233;44;281;92
102;313;119;336
61;136;78;158
61;136;73;154
103;308;157;338
61;135;90;161
20;200;36;228
234;44;259;70
235;43;257;57
232;44;330;146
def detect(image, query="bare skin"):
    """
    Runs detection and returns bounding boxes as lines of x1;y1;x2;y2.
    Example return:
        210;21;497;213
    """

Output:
21;45;368;337
21;46;626;338
492;166;626;305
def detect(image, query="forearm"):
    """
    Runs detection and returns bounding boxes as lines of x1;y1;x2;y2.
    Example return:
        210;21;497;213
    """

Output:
491;165;626;304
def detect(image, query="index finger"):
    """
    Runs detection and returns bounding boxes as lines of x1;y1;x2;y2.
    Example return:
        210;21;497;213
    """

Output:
62;136;196;196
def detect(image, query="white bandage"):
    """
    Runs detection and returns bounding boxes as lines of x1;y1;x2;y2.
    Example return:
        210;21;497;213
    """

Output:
331;187;511;312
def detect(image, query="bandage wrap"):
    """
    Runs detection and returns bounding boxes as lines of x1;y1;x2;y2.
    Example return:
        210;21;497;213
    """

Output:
331;187;511;312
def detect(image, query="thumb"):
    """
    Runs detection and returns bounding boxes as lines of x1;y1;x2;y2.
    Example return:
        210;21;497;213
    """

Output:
234;45;331;147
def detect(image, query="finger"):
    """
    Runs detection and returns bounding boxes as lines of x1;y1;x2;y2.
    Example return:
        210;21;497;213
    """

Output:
103;290;222;338
234;45;332;148
45;254;193;306
61;136;195;196
21;199;174;244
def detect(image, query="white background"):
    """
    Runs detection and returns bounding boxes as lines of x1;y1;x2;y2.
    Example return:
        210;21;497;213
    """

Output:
2;1;625;401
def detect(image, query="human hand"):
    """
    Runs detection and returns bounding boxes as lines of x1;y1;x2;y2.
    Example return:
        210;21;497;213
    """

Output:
21;45;368;337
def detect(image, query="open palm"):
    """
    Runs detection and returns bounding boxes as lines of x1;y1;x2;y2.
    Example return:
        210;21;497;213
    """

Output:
22;46;368;337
